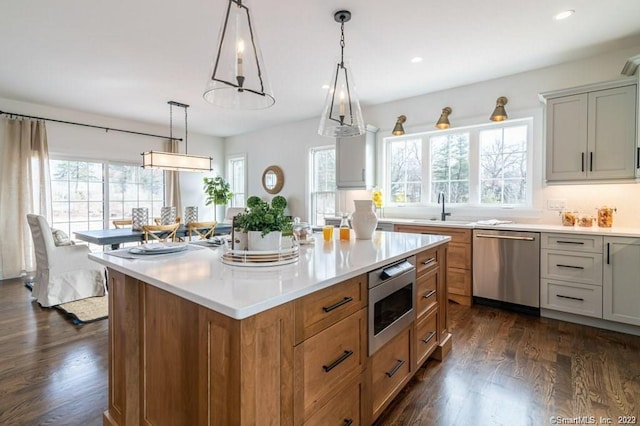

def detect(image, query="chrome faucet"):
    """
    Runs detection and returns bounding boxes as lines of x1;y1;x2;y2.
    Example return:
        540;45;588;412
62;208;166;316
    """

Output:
437;192;451;221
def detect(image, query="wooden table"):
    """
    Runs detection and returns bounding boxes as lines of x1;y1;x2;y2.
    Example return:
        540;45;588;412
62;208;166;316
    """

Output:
74;223;232;250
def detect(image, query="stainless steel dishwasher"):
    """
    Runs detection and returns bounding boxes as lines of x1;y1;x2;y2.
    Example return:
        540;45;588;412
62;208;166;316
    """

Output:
472;229;540;315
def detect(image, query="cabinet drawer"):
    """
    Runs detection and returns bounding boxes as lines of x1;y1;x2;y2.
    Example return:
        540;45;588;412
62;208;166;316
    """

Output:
294;274;366;343
304;377;362;426
448;242;471;270
394;225;471;244
296;309;366;417
416;268;438;318
370;325;412;418
415;247;439;277
415;308;438;368
541;250;603;286
541;233;603;253
541;279;603;318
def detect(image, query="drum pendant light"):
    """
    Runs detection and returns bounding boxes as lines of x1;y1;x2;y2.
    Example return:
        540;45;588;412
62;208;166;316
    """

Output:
203;0;275;109
318;10;365;138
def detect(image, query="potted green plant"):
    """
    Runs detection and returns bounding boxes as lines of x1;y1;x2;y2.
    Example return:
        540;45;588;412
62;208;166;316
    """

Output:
203;176;233;221
234;196;292;250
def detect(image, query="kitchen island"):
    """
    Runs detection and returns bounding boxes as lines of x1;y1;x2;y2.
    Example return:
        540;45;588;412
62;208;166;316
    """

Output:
90;231;451;425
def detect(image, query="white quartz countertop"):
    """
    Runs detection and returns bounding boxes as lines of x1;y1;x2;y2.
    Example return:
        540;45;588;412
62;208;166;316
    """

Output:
339;217;640;238
90;231;450;320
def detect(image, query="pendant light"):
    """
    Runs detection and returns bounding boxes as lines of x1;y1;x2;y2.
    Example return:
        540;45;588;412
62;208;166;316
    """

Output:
318;10;365;138
203;0;275;109
142;101;213;172
435;107;452;129
490;97;509;122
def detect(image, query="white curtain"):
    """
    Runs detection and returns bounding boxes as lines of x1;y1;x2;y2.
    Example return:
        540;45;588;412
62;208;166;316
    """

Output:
0;118;51;280
164;139;182;217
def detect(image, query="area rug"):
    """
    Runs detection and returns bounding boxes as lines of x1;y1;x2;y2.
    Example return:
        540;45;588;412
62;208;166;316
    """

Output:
56;296;108;325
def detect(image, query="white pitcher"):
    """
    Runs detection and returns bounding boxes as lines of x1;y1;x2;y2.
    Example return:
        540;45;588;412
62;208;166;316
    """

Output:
351;200;378;240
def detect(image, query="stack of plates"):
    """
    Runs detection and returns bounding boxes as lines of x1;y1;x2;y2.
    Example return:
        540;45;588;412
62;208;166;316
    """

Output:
128;242;188;255
221;246;299;267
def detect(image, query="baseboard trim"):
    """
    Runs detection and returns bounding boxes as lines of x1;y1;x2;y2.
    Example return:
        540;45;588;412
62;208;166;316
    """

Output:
541;309;640;337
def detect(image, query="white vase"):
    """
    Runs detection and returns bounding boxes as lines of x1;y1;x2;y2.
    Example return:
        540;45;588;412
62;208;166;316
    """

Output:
248;231;282;251
351;200;378;240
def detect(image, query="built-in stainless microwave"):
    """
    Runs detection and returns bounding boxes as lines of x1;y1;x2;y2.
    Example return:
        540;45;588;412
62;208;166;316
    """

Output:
368;256;416;355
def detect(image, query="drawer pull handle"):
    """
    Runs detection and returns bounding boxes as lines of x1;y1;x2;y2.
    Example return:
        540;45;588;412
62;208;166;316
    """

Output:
422;331;436;345
323;296;353;313
589;152;593;172
475;234;535;241
385;359;406;378
423;289;436;299
322;350;353;373
556;264;584;270
344;419;353;426
557;294;584;302
581;152;585;172
556;240;584;245
421;257;436;267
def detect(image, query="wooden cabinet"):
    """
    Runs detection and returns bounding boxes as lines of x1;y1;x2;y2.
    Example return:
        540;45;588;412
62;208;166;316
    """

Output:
395;224;472;306
104;269;295;426
293;275;368;424
369;325;412;421
540;233;603;319
603;237;640;326
541;78;638;182
336;125;378;189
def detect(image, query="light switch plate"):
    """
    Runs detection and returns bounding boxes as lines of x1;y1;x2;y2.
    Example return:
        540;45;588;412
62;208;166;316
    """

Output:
546;199;566;210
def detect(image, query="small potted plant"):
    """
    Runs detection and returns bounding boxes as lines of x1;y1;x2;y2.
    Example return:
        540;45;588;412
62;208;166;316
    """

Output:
234;195;292;251
203;176;233;221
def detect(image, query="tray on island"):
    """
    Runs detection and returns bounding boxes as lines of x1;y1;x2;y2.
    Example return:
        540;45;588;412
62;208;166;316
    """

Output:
220;246;300;267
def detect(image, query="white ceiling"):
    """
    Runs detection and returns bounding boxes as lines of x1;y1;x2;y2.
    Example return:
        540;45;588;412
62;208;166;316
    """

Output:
1;1;640;138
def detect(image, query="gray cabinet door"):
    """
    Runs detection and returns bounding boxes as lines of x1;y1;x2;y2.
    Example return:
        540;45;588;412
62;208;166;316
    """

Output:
603;237;640;326
587;85;637;179
336;126;377;189
545;94;588;181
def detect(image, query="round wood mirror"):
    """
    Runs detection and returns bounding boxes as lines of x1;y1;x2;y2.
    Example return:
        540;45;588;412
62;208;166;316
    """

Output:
262;165;284;194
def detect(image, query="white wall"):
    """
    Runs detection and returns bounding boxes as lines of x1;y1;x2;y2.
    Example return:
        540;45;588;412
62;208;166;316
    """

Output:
225;41;640;227
0;97;225;222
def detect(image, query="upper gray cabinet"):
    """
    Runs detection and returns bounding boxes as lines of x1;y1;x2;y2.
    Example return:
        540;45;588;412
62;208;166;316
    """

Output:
541;77;638;182
336;125;378;189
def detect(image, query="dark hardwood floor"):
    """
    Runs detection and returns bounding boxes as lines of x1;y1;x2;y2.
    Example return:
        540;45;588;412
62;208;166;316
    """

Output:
1;276;639;425
376;302;640;426
0;276;107;425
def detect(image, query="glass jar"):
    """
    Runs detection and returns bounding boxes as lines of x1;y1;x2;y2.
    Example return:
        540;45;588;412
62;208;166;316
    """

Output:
560;211;577;226
292;217;312;243
339;213;351;240
577;213;594;227
596;206;616;228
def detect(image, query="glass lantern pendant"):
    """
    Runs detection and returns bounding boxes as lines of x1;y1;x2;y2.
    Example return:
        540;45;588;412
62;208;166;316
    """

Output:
203;0;275;109
318;10;365;138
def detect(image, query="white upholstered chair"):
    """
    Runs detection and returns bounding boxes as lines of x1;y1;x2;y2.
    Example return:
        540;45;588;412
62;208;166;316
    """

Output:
26;214;106;307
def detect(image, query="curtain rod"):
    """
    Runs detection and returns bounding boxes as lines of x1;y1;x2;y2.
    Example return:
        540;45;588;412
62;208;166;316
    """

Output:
0;110;182;142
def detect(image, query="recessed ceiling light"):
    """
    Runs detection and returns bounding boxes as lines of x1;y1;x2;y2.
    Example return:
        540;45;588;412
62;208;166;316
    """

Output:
554;10;574;20
411;57;423;64
321;84;330;90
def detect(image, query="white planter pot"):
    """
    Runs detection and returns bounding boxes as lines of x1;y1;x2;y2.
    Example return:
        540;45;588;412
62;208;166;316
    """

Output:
248;231;282;251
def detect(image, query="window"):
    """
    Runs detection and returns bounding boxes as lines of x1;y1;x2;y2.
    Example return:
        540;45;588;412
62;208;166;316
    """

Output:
50;159;165;248
384;118;532;207
51;160;105;236
310;146;336;226
108;163;165;223
227;155;246;207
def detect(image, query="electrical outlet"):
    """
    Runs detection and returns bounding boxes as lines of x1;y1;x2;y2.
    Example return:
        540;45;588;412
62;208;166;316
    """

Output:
546;199;567;211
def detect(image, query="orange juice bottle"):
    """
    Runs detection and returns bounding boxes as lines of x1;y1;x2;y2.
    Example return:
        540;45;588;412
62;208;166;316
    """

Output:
339;214;351;240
